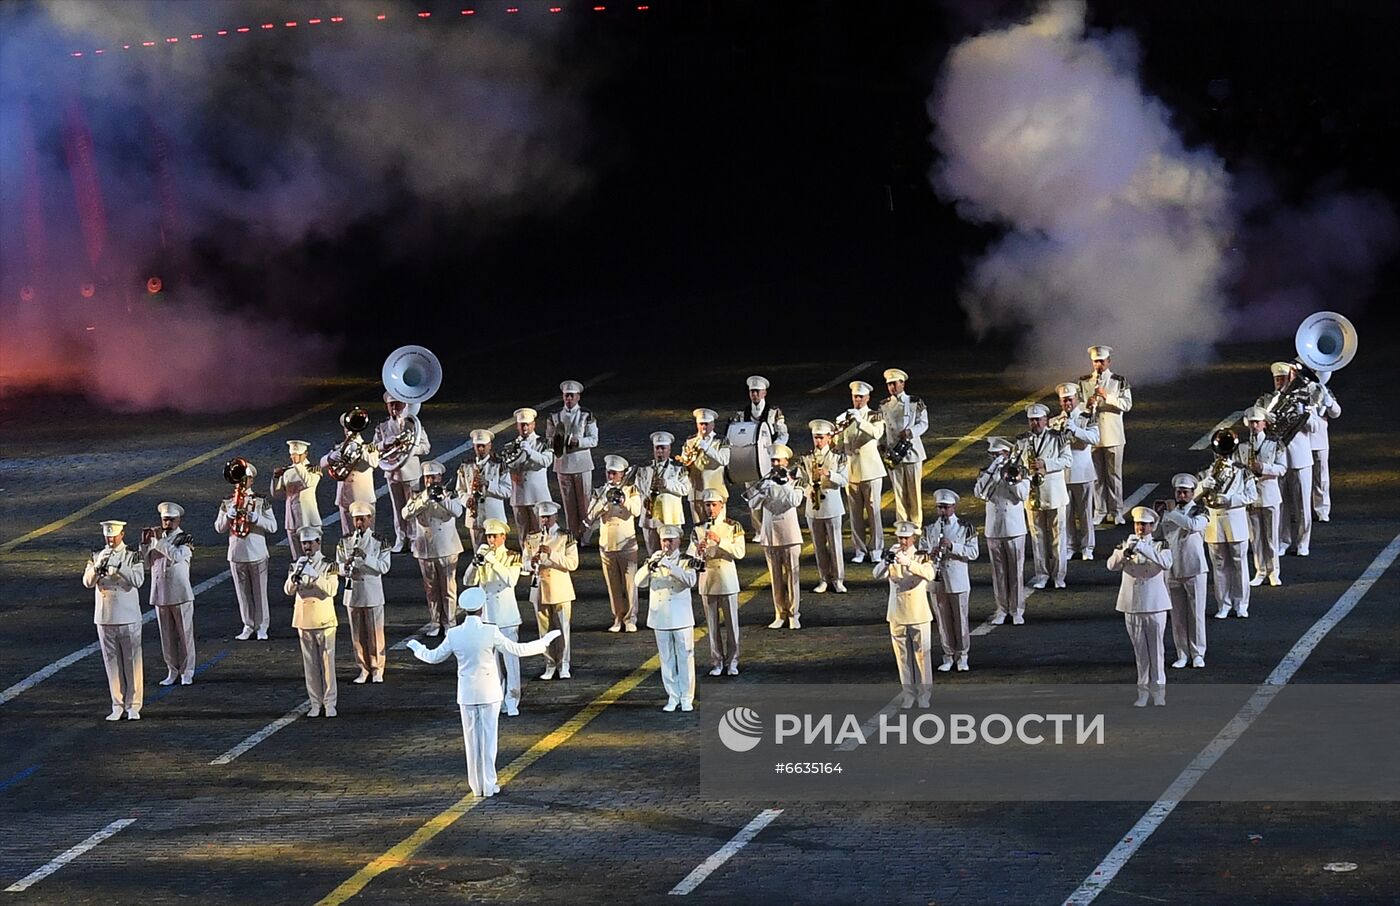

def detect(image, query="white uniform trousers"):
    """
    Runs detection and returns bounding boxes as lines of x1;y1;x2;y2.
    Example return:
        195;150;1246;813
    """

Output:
1066;481;1096;555
1247;504;1281;580
1092;445;1125;522
458;703;501;797
846;478;884;556
702;593;740;669
558;472;592;537
512;504;541;542
230;558;270;633
496;625;522;713
387;476;421;545
416;555;459;629
98;622;143;712
1123;611;1166;692
808;515;845;584
1281;466;1313;555
1312;449;1332;520
932;589;970;658
889;621;933;701
986;535;1026;617
654;627;696;706
1028;506;1067;586
889;461;923;527
298;627;337;708
155;602;196;681
1207;540;1249;616
345;604;386;676
1167;574;1208;660
764;544;801;621
600;550;638;628
536;600;572;670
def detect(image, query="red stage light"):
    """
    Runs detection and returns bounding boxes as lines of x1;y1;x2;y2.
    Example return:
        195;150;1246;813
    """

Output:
20;286;35;302
594;5;606;10
80;283;95;298
330;16;345;23
71;51;83;57
418;11;432;18
549;5;562;11
217;30;228;36
123;44;131;49
94;48;105;54
146;276;163;294
142;41;156;47
261;23;275;30
376;13;387;20
191;33;204;39
309;18;322;24
507;6;519;12
285;21;298;28
236;27;250;33
637;3;650;9
166;37;178;43
462;9;476;15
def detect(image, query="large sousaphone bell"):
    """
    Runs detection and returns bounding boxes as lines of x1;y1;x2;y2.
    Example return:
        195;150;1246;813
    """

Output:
1294;311;1358;378
382;345;442;407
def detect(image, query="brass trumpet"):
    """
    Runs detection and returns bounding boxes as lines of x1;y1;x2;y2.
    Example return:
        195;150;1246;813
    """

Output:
223;457;254;538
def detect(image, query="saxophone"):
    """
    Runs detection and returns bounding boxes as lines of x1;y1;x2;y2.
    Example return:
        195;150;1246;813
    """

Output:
802;452;824;513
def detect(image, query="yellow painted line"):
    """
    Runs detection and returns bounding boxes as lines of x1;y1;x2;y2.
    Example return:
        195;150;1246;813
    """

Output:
316;384;1051;905
0;390;362;557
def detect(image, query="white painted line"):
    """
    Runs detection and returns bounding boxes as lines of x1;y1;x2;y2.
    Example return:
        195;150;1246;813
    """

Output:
970;587;1038;637
1062;531;1400;905
390;623;437;651
1120;482;1158;512
210;701;314;765
807;361;876;395
1190;412;1244;450
834;694;902;753
668;808;784;895
0;373;619;707
5;818;136;892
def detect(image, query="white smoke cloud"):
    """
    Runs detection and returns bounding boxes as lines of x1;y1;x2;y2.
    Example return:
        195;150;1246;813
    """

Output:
928;0;1234;385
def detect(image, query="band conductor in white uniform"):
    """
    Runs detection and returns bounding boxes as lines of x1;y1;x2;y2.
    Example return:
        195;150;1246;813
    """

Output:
838;380;886;562
872;521;935;710
85;520;146;720
879;368;929;528
1081;345;1133;525
545;380;598;537
408;587;560;798
140;503;196;687
637;525;699;712
285;524;340;717
1108;506;1173;707
338;501;391;683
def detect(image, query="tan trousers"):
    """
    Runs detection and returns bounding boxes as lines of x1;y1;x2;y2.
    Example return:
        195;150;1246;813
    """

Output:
1066;481;1096;554
387;477;420;544
345;604;385;675
702;593;740;668
98;622;143;712
846;477;885;555
1028;506;1067;585
1281;466;1313;555
889;621;933;700
1124;611;1166;691
1208;540;1249;615
1167;574;1208;659
655;627;696;706
558;471;592;537
601;549;638;627
496;625;522;712
808;515;845;584
1092;445;1125;522
298;627;337;708
1247;504;1281;579
230;558;270;633
889;461;923;527
932;589;970;658
764;544;801;620
1312;449;1331;519
536;600;572;670
417;555;459;628
986;535;1026;617
155;602;196;680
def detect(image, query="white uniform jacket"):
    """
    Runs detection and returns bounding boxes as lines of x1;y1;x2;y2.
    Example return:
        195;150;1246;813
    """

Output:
337;530;391;607
1017;430;1073;510
403;491;466;559
454;457;512;527
285;553;340;629
973;468;1030;538
545;405;598;475
800;449;849;519
920;516;980;595
84;546;145;624
524;527;578;605
272;463;323;537
638;460;692;528
463;546;523;628
1079;370;1133;447
1308;384;1341;452
836;407;887;483
411;616;553;706
215;495;277;562
1198;462;1258;544
320;440;379;507
688;518;746;596
1235;433;1287;509
1107;537;1173;613
878;393;929;463
590;484;643;553
873;553;936;625
141;532;194;606
731;402;788;472
637;553;698;630
1153;504;1209;580
749;478;804;546
505;434;555;506
374;415;431;483
681;433;730;497
1052;410;1101;484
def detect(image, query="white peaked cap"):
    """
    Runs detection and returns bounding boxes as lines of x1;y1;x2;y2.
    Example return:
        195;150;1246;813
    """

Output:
458;587;486;612
746;375;770;390
771;444;794;460
700;488;725;503
286;440;310;454
933;488;959;506
1270;361;1294;377
470;429;494;445
808;419;834;435
658;525;682;539
100;520;126;536
693;407;717;423
1056;382;1079;398
1025;403;1050;419
559;379;583;394
483;518;510;535
297;524;323;540
894;520;918;537
1171;473;1198;490
1243;407;1269;423
883;368;908;383
156;502;184;518
535;501;561;516
1088;345;1113;360
986;436;1013;453
849;380;873;395
421;461;445;476
651;431;674;446
514;407;537;423
1130;505;1157;524
604;454;629;471
348;501;374;518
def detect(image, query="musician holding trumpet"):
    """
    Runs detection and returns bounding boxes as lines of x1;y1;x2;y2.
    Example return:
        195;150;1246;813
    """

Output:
402;461;465;637
837;380;886;564
688;488;747;676
523;501;579;680
272;440;322;557
973;437;1031;625
215;459;277;641
872;521;935;710
84;520;146;721
879;369;929;529
375;392;431;554
1239;407;1287;588
681;408;730;524
544;380;598;538
746;444;805;630
638;431;692;556
1080;345;1133;526
1019;403;1073;590
461;519;529;715
586;455;644;633
454;429;512;552
284;525;340;718
504;408;555;540
337;501;391;684
140;502;196;687
921;489;980;673
1107;507;1173;707
1152;475;1210;669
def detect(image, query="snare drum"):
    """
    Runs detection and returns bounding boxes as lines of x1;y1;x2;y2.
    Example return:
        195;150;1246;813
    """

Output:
725;421;761;484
